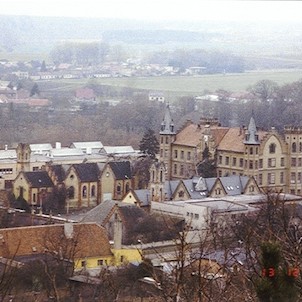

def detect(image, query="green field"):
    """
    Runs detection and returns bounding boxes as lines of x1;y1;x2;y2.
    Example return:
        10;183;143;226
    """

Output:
45;69;302;100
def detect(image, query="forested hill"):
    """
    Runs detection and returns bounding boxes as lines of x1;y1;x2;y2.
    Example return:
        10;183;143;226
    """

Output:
1;15;302;59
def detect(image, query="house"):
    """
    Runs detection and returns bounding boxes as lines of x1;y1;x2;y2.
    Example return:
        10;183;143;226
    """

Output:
75;87;96;102
65;163;101;209
100;161;133;202
81;200;147;245
158;103;302;195
121;189;151;209
0;223;114;272
12;171;54;209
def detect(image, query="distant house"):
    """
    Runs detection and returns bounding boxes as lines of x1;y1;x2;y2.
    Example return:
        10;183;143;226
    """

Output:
70;141;104;154
148;92;165;102
75;87;96;102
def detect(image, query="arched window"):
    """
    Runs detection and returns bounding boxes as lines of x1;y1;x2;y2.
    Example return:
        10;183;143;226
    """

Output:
82;186;87;198
91;185;96;197
178;190;184;198
292;142;297;153
269;143;276;154
160;170;163;182
117;183;121;194
125;183;130;193
299;142;302;152
68;186;75;199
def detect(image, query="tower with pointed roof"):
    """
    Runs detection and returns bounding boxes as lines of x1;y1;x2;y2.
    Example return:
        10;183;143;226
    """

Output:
159;103;176;180
243;116;260;177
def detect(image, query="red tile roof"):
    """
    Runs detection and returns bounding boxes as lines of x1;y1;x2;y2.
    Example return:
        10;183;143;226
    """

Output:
0;223;112;259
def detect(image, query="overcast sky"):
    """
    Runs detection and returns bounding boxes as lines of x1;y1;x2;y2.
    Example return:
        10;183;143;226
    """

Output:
0;0;301;22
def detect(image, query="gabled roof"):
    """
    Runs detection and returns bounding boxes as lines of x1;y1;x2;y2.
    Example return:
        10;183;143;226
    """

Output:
108;161;132;180
103;146;135;154
23;171;54;188
0;223;112;259
72;162;100;182
133;189;151;207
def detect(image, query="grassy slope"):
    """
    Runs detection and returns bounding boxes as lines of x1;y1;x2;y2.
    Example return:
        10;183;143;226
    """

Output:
44;69;302;100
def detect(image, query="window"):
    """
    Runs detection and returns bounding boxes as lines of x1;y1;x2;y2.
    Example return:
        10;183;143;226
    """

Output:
160;137;163;144
292;142;297;153
225;157;229;165
0;168;13;174
259;159;263;169
33;166;39;171
164;149;168;158
174;150;178;159
298;172;301;183
249;161;253;169
268;158;276;168
117;183;122;194
194;213;199;220
280;172;284;184
187;151;191;161
68;186;75;199
269;143;276;154
160;149;163;157
249;185;255;192
281;157;285;167
82;186;87;198
180;150;184;159
255;160;258;169
33;193;36;203
219;156;222;164
165;136;169;144
300;142;302;152
259;174;263;185
249;147;253;155
215;188;221;195
98;259;104;266
291;172;296;184
173;164;177;175
91;185;96;197
125;183;130;192
268;173;275;184
81;261;86;267
232;158;237;166
178;191;184;198
180;165;184;176
160;170;163;182
299;158;302;167
239;158;243;167
291;158;297;167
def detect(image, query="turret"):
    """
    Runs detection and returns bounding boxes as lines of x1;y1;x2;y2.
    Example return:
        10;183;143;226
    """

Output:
244;116;260;145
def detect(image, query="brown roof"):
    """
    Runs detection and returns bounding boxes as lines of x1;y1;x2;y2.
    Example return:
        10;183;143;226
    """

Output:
0;223;112;259
174;124;204;147
174;124;229;147
217;128;268;152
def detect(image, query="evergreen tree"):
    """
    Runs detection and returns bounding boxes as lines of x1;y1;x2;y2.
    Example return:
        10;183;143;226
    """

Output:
30;83;40;97
256;241;298;302
139;128;159;159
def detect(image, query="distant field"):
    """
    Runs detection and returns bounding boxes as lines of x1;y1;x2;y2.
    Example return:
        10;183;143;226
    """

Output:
44;69;302;100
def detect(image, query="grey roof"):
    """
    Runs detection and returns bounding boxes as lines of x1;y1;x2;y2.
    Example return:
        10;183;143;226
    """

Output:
73;162;100;182
81;200;118;225
164;180;180;200
102;146;135;154
109;161;131;180
134;189;151;206
244;116;260;145
70;141;104;152
160;103;176;135
24;171;54;188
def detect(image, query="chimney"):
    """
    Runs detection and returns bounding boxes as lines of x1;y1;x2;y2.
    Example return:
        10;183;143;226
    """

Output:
113;207;122;250
64;222;74;239
86;147;92;154
55;142;61;149
4;145;8;151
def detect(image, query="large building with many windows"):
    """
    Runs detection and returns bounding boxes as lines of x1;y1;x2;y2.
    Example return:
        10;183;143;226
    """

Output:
159;104;302;195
